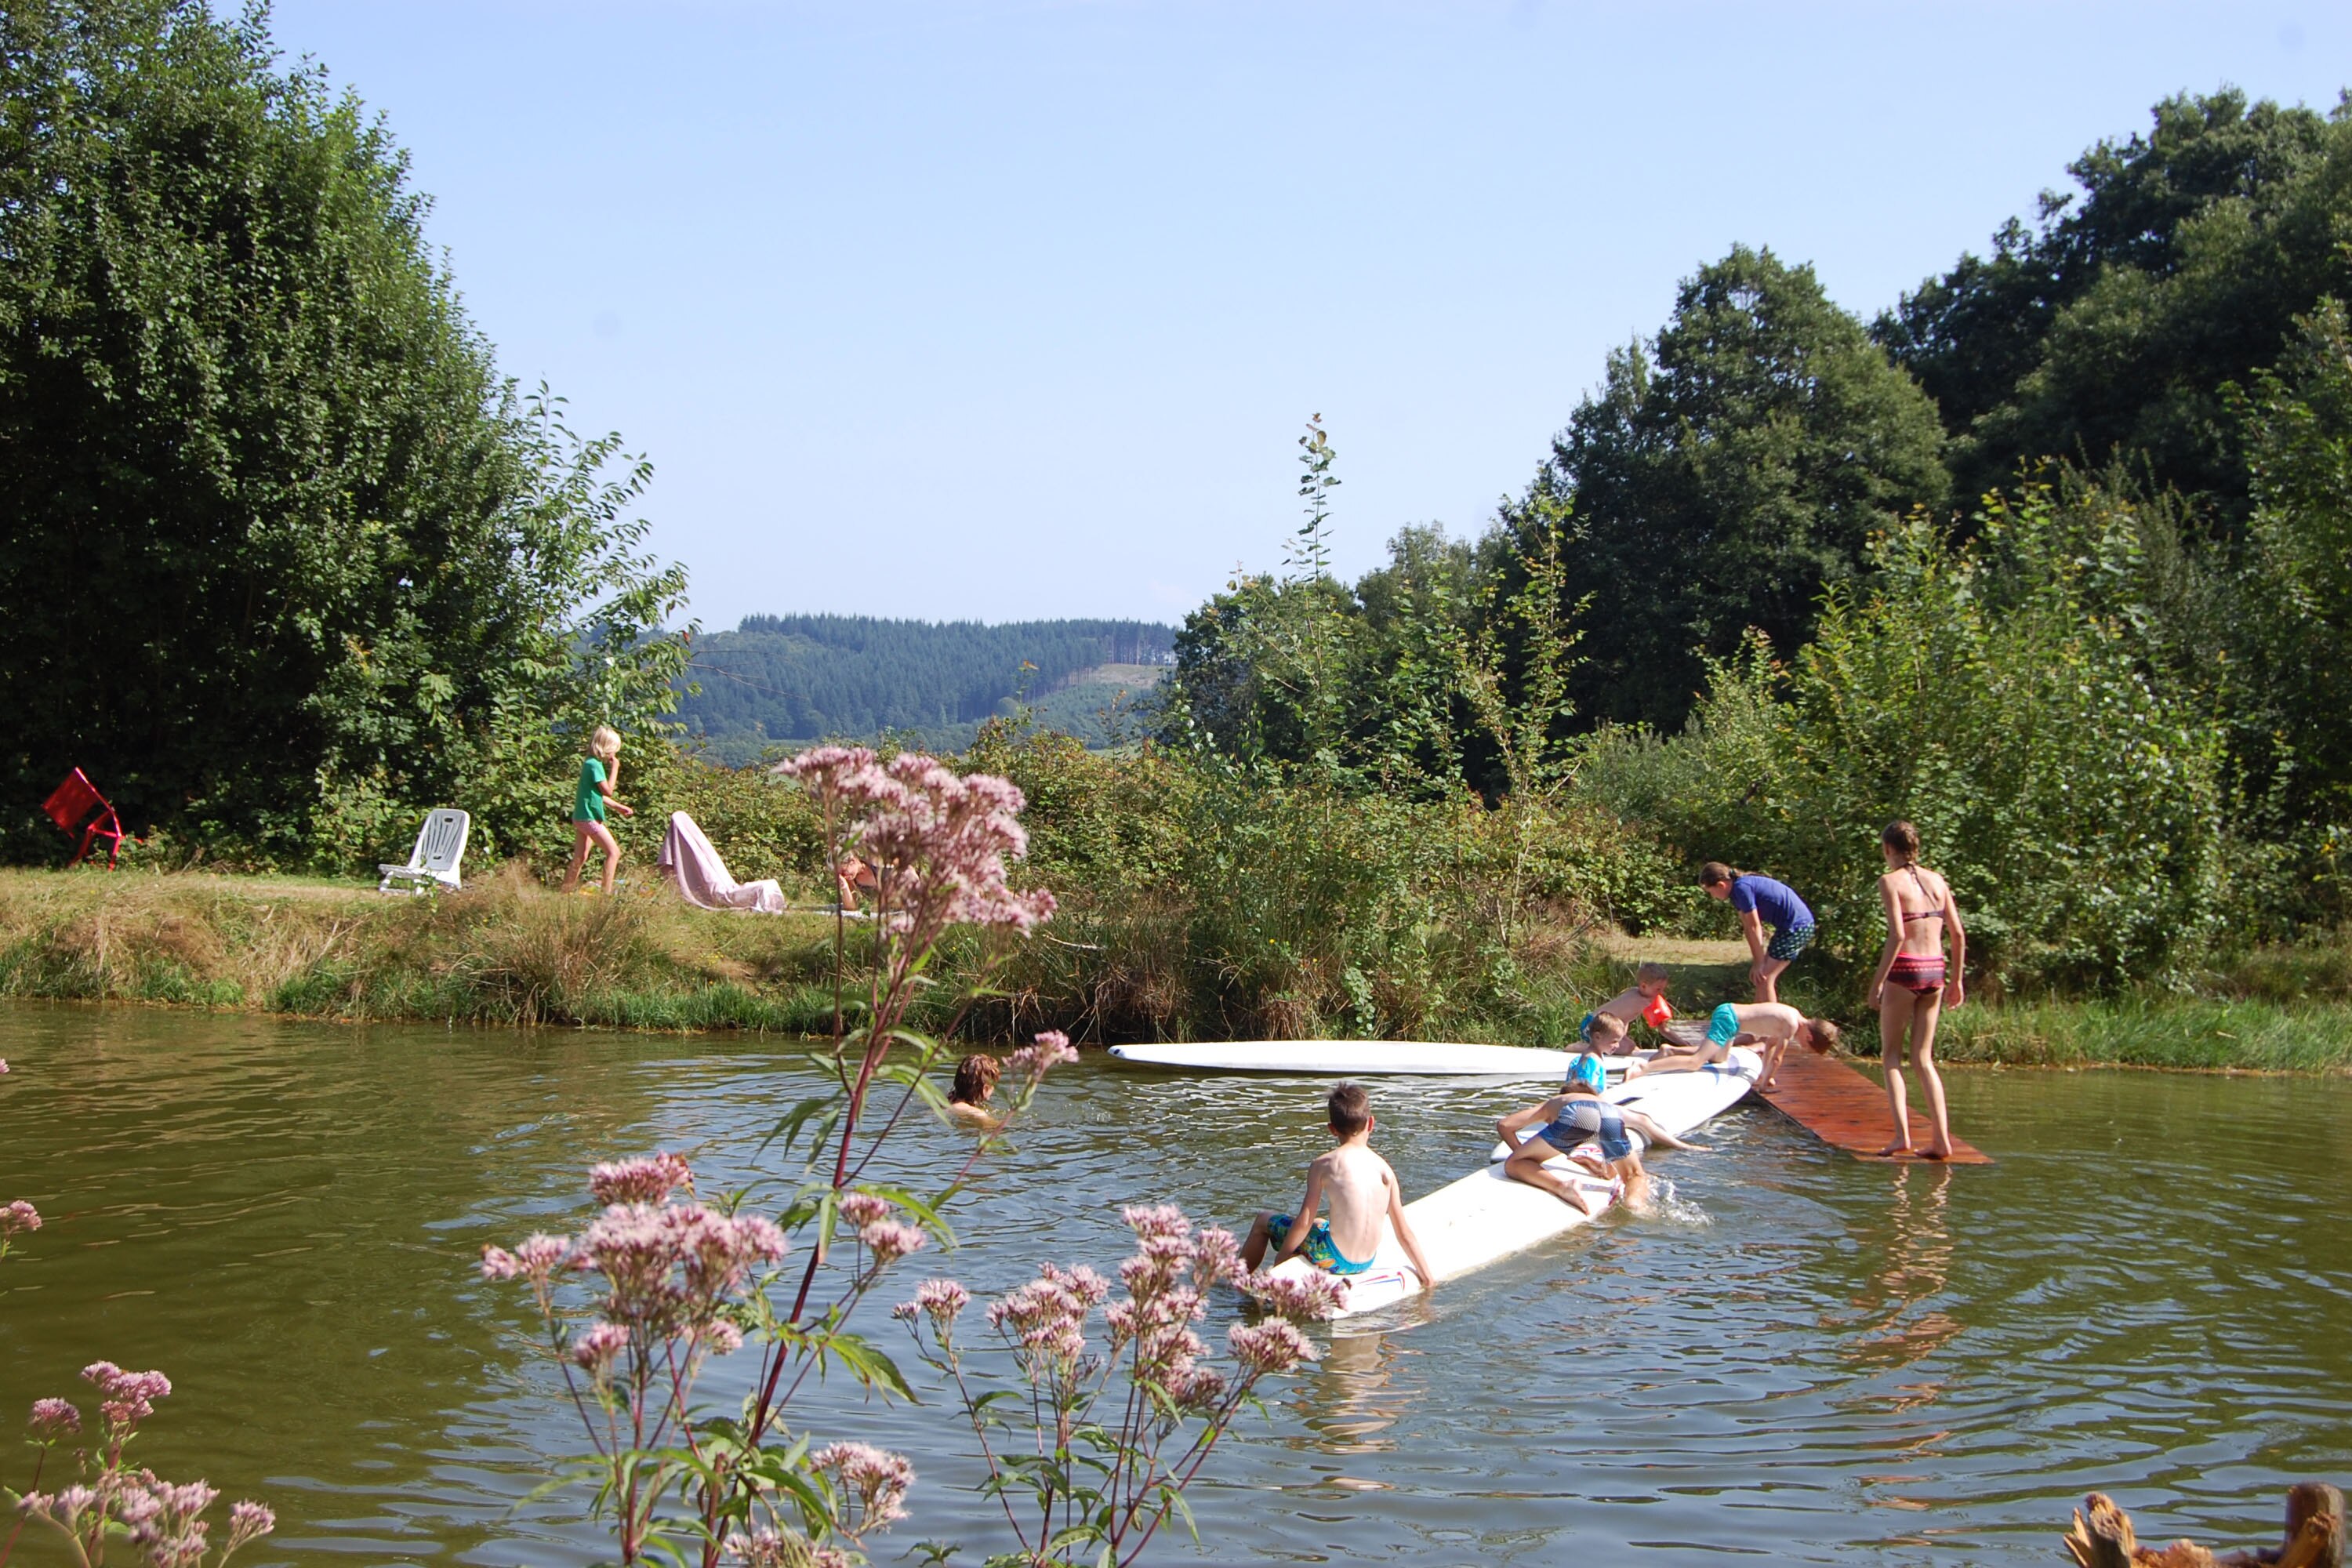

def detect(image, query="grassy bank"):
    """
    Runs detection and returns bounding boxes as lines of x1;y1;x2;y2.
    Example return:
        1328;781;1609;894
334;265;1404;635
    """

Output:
1;869;2347;1070
0;866;857;1033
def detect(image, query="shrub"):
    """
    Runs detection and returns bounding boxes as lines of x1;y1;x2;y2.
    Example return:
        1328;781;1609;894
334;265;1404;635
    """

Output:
1579;487;2229;993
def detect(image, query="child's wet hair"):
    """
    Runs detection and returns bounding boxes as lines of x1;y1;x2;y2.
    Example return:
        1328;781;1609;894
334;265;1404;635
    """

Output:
1327;1081;1371;1136
951;1054;1002;1105
1807;1018;1842;1054
1588;1011;1628;1042
1635;962;1669;985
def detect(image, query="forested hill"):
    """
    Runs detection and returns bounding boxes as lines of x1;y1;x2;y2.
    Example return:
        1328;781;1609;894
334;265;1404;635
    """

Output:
675;615;1175;763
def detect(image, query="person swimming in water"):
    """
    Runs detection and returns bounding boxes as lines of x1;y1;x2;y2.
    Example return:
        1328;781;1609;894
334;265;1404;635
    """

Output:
945;1053;1003;1130
1242;1082;1433;1294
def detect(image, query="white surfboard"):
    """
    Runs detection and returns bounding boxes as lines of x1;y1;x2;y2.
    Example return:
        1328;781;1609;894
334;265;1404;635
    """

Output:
1109;1039;1605;1078
1258;1049;1759;1319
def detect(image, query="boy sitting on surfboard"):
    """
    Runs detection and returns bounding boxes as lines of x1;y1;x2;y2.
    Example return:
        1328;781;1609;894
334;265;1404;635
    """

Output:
1642;1000;1839;1091
1243;1083;1433;1294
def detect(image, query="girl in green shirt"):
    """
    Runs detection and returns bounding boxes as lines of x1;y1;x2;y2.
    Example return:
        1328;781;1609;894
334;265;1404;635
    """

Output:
562;726;635;895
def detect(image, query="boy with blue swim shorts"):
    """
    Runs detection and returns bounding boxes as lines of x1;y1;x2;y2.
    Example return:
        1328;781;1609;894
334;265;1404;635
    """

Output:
1639;1000;1840;1092
1243;1083;1434;1294
1495;1053;1648;1214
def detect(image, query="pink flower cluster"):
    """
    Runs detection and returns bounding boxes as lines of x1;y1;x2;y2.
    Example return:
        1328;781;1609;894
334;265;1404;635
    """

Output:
568;1321;631;1375
1005;1029;1078;1085
1103;1207;1250;1408
725;1528;855;1568
1236;1267;1348;1323
892;1277;971;1334
1226;1319;1316;1376
838;1191;927;1267
29;1397;82;1441
84;1362;172;1428
482;1155;786;1383
20;1472;275;1568
986;1261;1110;1370
774;746;1056;949
589;1152;694;1206
2;1198;40;1236
811;1441;914;1534
837;1191;892;1228
579;1201;787;1331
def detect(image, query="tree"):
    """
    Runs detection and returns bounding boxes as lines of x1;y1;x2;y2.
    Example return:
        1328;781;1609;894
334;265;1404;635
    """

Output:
1878;89;2347;508
1541;245;1948;730
0;0;688;864
2228;298;2352;921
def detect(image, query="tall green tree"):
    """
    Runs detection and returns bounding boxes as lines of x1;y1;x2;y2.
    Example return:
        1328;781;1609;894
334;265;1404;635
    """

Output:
1878;89;2348;509
1539;244;1948;730
0;0;688;864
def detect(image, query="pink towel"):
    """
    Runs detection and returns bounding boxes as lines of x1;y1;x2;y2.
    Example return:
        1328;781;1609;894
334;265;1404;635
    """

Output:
657;811;786;914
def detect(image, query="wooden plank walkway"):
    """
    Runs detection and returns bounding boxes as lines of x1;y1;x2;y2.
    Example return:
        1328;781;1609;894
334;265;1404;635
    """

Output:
1754;1047;1992;1164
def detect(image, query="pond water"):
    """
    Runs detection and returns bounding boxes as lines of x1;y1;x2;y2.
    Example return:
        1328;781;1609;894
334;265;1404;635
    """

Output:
2;1002;2349;1566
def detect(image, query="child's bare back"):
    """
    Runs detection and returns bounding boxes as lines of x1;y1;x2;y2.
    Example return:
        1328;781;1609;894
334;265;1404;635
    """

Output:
1309;1142;1400;1265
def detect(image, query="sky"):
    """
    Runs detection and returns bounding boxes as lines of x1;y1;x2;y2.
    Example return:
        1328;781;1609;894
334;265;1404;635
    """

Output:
263;1;2352;633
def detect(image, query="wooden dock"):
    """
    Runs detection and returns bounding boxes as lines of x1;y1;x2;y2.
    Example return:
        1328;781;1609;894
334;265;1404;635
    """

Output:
1754;1047;1992;1164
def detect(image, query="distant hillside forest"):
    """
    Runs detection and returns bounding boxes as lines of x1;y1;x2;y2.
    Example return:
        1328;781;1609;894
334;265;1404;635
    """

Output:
674;615;1175;763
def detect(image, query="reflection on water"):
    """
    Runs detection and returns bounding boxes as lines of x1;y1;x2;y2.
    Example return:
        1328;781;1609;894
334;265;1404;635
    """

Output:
3;1004;2350;1566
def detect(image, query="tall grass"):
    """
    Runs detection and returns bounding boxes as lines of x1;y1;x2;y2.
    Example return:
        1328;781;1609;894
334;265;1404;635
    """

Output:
0;866;847;1032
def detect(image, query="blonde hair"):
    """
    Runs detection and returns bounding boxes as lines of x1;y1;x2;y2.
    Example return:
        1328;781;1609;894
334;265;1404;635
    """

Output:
1588;1011;1629;1044
590;725;622;760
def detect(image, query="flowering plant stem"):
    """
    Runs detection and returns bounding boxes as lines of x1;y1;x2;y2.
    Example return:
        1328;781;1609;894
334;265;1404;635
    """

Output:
485;747;1068;1568
897;1209;1341;1568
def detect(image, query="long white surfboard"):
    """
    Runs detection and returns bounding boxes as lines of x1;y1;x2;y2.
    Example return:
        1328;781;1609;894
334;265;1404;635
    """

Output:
1109;1039;1596;1077
1259;1049;1759;1318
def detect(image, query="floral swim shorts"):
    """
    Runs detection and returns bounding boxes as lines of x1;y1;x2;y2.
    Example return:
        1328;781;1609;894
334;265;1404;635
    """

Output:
1267;1214;1373;1276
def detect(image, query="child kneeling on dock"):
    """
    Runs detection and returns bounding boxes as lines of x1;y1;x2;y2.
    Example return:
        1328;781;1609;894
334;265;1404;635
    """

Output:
1497;1053;1651;1214
1243;1083;1433;1294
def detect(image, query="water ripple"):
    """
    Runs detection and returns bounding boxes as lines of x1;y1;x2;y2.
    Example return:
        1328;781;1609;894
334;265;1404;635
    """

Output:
3;1006;2349;1565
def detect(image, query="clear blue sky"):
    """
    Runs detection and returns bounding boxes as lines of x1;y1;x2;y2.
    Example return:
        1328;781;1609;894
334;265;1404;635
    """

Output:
265;1;2350;632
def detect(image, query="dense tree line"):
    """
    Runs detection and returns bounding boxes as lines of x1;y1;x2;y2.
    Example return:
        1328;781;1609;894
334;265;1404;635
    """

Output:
675;616;1174;757
0;0;687;866
1162;89;2352;976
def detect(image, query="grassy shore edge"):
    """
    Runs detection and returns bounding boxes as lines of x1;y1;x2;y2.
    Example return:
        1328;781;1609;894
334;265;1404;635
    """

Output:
2;870;2347;1071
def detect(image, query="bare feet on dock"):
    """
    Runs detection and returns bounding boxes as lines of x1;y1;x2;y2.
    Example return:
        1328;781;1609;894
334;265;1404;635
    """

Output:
1875;1142;1915;1159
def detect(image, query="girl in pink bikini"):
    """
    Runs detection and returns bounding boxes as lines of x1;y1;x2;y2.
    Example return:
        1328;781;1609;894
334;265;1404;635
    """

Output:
1867;821;1965;1159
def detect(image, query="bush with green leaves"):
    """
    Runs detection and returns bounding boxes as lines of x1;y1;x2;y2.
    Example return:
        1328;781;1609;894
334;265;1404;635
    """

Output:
1581;485;2229;993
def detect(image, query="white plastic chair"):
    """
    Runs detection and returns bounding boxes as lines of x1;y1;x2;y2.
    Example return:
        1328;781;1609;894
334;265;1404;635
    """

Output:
379;808;470;894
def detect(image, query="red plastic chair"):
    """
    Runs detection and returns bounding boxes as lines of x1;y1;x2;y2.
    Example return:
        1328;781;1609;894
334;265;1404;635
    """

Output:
43;768;128;869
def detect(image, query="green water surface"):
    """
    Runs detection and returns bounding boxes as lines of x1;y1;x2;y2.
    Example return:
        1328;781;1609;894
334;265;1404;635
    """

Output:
2;1003;2347;1566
